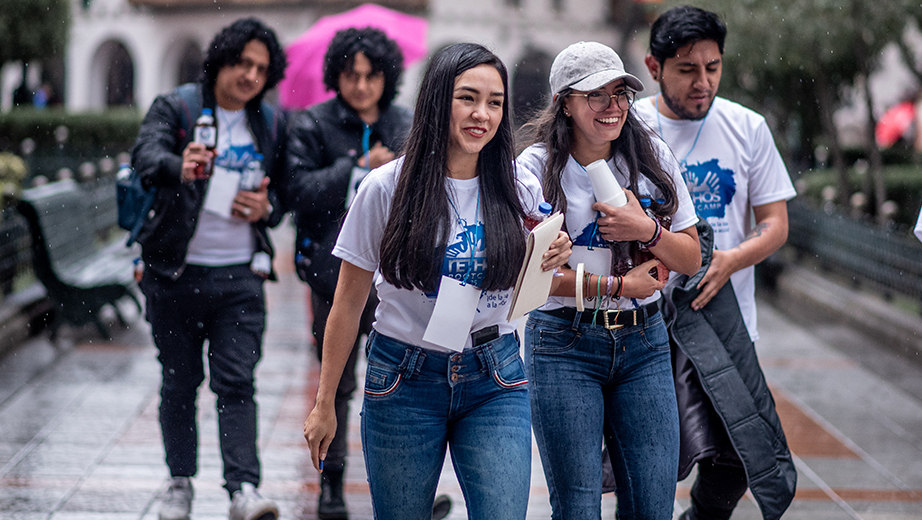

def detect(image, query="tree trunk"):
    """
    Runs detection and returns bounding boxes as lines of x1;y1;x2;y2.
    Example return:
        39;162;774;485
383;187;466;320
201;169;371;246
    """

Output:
850;3;887;224
815;72;850;207
12;62;31;107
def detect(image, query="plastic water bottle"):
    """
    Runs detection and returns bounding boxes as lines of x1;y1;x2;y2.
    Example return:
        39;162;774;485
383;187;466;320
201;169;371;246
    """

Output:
116;162;132;181
132;257;144;282
239;154;265;191
524;201;553;230
193;108;217;179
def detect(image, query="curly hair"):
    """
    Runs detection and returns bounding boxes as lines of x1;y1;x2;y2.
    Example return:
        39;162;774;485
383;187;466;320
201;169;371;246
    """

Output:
649;5;727;65
323;27;404;111
202;18;288;103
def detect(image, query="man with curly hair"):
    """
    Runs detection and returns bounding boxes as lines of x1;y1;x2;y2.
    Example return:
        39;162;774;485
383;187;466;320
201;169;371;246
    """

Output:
283;26;415;520
131;17;288;520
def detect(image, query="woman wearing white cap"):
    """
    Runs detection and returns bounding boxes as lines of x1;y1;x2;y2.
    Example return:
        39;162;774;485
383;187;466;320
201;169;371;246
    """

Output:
517;41;701;519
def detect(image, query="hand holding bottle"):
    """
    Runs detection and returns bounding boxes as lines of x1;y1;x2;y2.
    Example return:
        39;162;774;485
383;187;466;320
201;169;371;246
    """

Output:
591;189;659;244
181;142;216;183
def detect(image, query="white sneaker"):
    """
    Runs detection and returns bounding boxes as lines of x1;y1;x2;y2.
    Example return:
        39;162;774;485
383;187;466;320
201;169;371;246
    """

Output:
229;482;279;520
159;477;193;520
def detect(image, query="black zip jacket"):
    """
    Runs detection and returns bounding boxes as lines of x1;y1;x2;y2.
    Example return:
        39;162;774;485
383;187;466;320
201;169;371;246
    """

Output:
131;83;287;280
283;96;411;300
662;221;796;520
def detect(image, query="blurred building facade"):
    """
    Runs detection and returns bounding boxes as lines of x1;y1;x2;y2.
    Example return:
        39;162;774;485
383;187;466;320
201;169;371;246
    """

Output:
60;0;647;115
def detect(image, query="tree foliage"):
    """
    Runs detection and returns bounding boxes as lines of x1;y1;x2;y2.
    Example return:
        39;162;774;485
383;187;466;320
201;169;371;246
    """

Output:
654;0;921;217
0;0;70;66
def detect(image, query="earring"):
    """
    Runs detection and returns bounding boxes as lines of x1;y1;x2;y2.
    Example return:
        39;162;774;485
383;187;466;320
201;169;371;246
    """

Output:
563;110;570;117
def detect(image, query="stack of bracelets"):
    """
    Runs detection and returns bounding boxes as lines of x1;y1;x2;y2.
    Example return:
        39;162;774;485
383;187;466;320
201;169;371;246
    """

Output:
575;263;625;314
639;217;664;249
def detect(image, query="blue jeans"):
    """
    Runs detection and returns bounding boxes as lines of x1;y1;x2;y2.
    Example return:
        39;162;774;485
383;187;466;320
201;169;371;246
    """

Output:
361;331;532;520
525;308;679;520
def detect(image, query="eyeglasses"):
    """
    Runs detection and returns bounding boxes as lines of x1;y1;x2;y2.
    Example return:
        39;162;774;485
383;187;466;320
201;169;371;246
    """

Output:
569;89;636;113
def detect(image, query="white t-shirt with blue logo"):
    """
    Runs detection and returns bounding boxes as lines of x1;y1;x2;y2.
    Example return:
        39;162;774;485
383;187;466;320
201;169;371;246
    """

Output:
516;140;698;312
634;96;797;340
186;106;260;266
333;157;544;352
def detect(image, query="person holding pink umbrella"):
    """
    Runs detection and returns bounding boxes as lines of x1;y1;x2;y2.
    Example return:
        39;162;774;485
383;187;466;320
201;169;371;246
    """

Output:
282;27;415;520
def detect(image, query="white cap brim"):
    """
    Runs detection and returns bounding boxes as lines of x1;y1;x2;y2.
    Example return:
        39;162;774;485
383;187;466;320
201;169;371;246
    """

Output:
569;69;644;93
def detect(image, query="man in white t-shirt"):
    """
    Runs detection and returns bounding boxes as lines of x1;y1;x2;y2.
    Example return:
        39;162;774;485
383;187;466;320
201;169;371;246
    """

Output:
132;18;288;520
633;6;796;520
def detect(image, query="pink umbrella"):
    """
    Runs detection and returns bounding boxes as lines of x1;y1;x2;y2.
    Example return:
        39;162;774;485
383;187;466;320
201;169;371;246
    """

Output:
875;100;916;148
278;3;428;109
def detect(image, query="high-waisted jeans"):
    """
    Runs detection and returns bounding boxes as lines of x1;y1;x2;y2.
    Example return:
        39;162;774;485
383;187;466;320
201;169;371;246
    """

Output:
361;330;532;520
525;307;679;520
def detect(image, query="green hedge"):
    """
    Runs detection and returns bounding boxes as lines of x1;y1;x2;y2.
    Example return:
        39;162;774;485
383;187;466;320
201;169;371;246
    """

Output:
0;107;143;158
797;165;922;228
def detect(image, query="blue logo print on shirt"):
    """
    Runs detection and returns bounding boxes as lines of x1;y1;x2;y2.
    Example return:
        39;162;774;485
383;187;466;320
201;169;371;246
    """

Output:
442;222;486;287
573;222;608;249
216;143;260;172
683;159;736;219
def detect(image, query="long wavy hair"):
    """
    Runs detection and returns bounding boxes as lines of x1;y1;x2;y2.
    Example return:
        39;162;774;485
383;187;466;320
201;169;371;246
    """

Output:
379;43;527;293
518;88;678;218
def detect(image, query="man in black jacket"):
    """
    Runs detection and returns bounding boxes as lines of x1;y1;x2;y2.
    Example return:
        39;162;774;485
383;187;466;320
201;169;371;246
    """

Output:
131;18;287;520
283;27;412;520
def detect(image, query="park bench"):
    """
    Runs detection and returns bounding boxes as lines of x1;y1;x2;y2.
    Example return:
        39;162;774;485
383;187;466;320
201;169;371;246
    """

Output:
16;179;141;339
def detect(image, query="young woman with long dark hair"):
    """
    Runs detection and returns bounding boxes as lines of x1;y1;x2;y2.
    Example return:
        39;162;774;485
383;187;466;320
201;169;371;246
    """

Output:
303;42;571;520
517;41;701;519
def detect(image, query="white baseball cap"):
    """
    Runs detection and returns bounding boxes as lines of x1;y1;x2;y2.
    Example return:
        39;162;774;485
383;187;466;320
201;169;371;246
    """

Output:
549;41;644;95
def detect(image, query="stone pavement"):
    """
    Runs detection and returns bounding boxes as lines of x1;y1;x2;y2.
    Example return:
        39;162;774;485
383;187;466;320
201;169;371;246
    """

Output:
0;222;921;519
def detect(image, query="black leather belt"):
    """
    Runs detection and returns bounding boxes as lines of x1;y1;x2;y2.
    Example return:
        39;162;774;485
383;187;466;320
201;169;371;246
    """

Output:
539;301;659;330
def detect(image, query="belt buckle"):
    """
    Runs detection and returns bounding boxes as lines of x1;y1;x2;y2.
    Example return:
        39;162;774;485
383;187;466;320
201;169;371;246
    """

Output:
602;309;624;330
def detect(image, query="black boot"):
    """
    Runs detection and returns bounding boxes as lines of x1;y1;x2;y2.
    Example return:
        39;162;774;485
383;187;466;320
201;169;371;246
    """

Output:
318;469;348;520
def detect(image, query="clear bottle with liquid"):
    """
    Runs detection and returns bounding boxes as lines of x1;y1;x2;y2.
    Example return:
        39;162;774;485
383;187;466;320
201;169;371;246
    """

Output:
116;162;132;181
524;201;553;231
239;154;265;191
193;108;217;179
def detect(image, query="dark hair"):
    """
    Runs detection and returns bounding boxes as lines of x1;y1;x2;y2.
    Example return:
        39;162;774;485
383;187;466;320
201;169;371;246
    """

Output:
649;5;727;65
323;27;405;111
202;18;288;103
379;43;527;293
518;88;678;218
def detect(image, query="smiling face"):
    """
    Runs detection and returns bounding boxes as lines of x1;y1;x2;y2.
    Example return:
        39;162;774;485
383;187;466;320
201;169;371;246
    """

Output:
214;39;270;111
565;79;630;161
648;39;722;121
447;64;505;177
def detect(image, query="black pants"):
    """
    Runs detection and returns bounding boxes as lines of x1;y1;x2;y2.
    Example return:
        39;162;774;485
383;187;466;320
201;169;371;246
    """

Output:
141;264;265;497
310;288;376;472
687;455;748;520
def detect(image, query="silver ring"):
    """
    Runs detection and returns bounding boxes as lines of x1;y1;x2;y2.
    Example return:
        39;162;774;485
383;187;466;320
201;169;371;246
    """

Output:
243;208;252;216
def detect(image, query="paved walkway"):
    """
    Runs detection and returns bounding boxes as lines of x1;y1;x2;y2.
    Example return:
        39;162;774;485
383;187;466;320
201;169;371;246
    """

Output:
0;222;921;519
